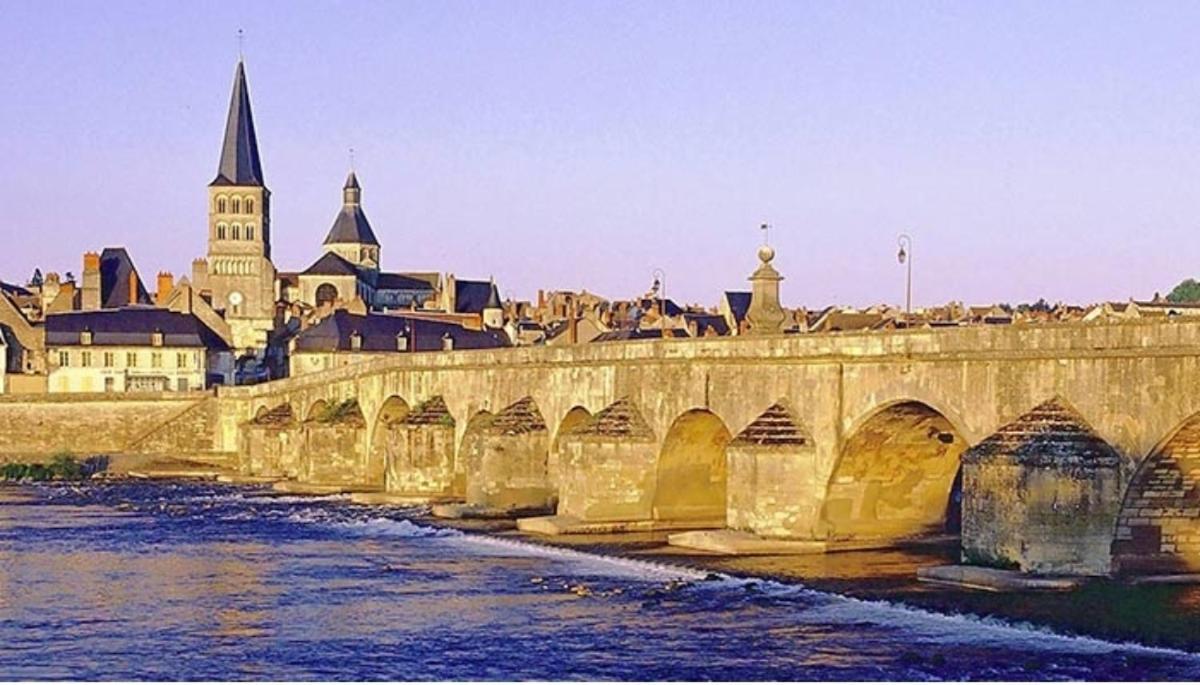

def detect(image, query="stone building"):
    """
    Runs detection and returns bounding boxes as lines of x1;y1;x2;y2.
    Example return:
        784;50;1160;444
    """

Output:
45;308;233;393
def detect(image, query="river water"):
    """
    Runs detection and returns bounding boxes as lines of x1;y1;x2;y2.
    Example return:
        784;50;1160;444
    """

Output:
0;482;1197;681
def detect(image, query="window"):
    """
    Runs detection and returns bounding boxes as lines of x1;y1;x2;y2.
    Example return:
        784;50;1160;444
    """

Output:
232;224;241;240
126;351;137;367
350;331;362;351
246;198;254;213
232;198;241;214
151;352;162;368
103;352;114;367
217;223;227;240
58;350;69;367
315;283;338;306
217;197;227;213
81;351;92;367
176;352;188;368
246;224;255;241
151;330;164;347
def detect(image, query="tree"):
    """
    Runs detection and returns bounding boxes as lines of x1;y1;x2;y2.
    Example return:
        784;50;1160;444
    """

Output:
1167;279;1200;304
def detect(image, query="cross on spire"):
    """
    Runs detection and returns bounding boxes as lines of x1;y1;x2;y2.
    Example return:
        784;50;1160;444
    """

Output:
237;29;244;59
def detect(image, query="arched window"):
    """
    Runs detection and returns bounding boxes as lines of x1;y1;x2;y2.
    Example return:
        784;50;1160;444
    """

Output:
217;223;227;240
232;224;241;240
216;197;227;213
245;198;254;213
246;224;255;241
315;283;338;306
231;198;241;214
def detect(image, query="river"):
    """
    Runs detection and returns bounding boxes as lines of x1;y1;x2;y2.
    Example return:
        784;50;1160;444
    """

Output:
0;481;1196;680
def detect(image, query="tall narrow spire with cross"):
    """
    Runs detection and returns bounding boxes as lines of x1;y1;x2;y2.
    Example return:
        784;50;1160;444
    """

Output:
211;57;264;187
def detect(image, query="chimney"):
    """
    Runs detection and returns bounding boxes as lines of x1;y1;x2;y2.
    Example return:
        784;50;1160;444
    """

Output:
567;302;579;345
81;252;101;310
156;272;174;306
537;289;546;309
128;270;139;305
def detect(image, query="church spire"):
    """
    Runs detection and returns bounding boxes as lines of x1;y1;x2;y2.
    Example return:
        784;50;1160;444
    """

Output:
212;60;265;187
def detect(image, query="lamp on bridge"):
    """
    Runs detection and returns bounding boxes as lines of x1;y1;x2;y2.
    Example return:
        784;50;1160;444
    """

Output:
897;233;913;325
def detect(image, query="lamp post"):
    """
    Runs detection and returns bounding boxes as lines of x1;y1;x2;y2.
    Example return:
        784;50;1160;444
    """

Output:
897;233;912;323
652;267;666;311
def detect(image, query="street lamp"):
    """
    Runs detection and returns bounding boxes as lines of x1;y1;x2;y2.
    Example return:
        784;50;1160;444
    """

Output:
897;233;913;323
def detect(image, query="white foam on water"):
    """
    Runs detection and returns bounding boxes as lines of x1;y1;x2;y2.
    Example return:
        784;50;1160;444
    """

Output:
439;531;1200;664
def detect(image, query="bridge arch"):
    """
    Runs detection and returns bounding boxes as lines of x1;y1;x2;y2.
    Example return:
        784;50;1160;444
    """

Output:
368;395;411;488
1113;412;1200;575
548;406;592;490
455;410;494;497
652;409;732;524
305;399;330;422
822;400;967;542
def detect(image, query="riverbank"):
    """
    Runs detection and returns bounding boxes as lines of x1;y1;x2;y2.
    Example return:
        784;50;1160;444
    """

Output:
421;514;1200;655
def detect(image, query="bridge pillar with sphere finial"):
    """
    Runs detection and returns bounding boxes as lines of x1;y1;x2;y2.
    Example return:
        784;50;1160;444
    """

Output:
744;241;788;335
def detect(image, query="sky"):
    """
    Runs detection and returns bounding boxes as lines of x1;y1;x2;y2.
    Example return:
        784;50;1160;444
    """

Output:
3;1;1200;309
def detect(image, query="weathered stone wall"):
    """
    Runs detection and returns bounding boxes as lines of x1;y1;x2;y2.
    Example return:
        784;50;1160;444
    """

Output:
727;445;822;538
558;436;658;521
466;432;552;509
300;423;372;486
383;424;458;496
242;425;302;478
0;392;227;464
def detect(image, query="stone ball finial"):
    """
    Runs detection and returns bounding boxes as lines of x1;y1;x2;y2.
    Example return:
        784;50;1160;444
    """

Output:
758;244;775;263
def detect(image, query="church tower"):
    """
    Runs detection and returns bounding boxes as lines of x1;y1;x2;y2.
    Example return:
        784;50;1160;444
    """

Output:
200;59;278;351
322;171;380;271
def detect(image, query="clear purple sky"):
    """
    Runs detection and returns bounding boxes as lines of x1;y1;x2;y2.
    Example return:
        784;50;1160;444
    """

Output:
3;1;1199;308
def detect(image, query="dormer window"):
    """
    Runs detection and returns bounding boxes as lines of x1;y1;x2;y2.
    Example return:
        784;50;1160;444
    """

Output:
350;330;363;351
396;332;408;351
442;333;454;351
151;329;164;347
80;329;92;346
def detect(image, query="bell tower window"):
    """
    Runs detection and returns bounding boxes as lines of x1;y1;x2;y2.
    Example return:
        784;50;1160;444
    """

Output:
232;224;241;240
217;223;227;240
246;198;254;213
246;224;255;241
231;198;241;214
216;197;227;213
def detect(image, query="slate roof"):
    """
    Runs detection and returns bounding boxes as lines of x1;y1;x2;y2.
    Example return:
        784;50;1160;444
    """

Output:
292;311;508;353
684;313;730;336
302;251;361;277
377;272;438;291
323;172;379;246
211;61;265;187
455;279;499;314
252;403;296;427
45;308;230;350
724;291;751;324
99;248;152;308
486;397;547;435
731;403;809;447
962;397;1121;468
0;281;31;297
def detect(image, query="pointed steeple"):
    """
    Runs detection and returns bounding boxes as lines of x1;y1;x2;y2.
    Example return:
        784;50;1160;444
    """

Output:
324;171;378;246
212;60;265;187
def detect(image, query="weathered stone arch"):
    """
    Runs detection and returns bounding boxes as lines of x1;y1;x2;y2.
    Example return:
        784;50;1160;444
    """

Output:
653;409;732;524
305;399;330;422
367;395;411;488
822;400;967;543
548;406;592;491
455;410;494;496
1113;412;1200;575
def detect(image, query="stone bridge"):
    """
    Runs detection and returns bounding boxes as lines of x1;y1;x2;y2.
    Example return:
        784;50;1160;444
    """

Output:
217;320;1200;575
